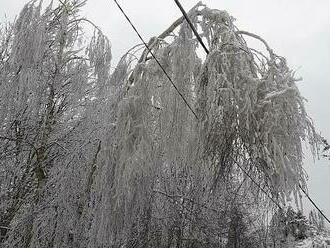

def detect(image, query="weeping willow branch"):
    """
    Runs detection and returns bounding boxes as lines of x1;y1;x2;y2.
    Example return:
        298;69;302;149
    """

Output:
236;30;274;57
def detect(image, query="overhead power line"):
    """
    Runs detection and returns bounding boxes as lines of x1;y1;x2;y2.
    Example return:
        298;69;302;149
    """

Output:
113;0;198;120
299;184;330;225
174;0;209;55
234;161;283;210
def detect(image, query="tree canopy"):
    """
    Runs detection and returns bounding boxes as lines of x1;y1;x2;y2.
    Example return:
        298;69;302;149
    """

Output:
0;1;323;247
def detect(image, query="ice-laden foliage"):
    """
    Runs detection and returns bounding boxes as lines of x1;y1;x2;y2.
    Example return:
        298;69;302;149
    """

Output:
85;3;319;248
0;1;320;248
0;0;111;247
195;10;319;204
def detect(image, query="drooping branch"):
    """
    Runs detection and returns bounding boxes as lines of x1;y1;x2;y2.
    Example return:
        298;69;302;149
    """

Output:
236;30;274;57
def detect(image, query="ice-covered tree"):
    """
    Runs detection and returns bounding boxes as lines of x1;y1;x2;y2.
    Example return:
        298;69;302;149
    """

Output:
0;1;320;247
0;0;111;246
85;2;319;247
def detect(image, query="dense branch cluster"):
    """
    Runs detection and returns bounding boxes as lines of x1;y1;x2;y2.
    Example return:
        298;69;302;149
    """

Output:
0;1;320;247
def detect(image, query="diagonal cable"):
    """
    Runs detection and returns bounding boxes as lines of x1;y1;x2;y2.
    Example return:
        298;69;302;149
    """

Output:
299;184;330;224
174;0;209;54
113;0;198;120
233;158;283;210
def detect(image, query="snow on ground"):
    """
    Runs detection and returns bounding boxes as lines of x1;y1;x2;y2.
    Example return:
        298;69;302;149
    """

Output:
295;235;330;248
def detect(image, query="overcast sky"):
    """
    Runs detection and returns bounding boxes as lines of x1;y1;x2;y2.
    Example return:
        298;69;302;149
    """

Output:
1;0;329;218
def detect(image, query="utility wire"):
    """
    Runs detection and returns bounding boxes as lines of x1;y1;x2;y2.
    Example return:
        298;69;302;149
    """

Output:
113;0;198;120
299;184;330;224
234;159;283;210
174;0;209;55
175;0;330;223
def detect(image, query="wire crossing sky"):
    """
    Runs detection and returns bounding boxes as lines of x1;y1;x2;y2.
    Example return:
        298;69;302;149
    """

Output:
113;0;198;119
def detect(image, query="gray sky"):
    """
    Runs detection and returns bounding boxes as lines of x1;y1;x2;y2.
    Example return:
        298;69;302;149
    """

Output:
1;0;329;218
